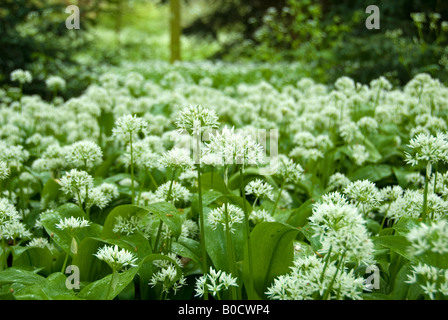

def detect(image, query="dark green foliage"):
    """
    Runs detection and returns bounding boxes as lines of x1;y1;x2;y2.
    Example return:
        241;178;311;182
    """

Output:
0;0;94;99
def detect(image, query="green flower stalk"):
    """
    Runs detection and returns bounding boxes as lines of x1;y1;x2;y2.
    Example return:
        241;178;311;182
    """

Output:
94;244;137;299
405;133;448;221
55;216;91;272
175;105;220;300
112;114;149;205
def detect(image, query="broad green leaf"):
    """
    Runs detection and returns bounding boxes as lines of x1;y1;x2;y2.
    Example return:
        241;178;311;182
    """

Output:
349;164;393;182
203;206;245;273
78;254;181;300
243;222;299;299
40;203;102;255
390;262;422;300
373;235;414;262
146;202;185;239
393;217;420;236
101;204;149;239
191;189;222;217
201;171;228;194
0;267;45;286
13;272;78;300
11;246;54;276
286;199;314;228
71;237;112;282
40;178;62;209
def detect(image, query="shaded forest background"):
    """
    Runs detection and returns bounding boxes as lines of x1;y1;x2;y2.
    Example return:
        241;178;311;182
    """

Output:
2;0;448;98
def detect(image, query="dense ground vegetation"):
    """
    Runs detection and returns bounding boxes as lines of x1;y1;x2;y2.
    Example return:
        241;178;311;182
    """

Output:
0;1;447;301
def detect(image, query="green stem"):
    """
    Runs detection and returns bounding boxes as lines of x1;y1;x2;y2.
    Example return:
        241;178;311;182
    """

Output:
106;269;118;300
223;165;237;300
322;252;346;300
240;166;253;299
153;220;164;253
422;162;431;222
148;170;158;189
196;163;208;300
433;164;438;195
61;251;69;273
137;170;147;204
167;169;176;203
271;178;286;216
130;133;135;204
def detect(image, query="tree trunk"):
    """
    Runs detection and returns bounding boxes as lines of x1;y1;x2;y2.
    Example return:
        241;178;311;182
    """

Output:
170;0;181;63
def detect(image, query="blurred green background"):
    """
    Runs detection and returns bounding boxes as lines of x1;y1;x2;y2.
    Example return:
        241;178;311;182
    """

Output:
2;0;448;98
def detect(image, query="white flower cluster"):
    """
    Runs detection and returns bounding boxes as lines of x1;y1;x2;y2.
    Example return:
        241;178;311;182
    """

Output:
94;244;138;271
0;198;31;241
207;204;244;233
55;216;91;231
194;267;238;298
310;197;375;266
266;255;365;300
245;179;274;201
406;264;448;299
10;69;32;84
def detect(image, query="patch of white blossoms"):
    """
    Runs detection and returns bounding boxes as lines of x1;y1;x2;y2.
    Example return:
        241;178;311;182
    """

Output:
194;267;238;298
208;204;244;233
310;195;375;266
266;255;365;300
245;179;274;201
94;244;138;271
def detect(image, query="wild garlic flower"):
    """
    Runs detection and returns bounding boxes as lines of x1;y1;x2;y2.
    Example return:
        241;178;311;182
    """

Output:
194;267;238;298
0;142;29;169
94;244;138;271
276;155;304;184
266;255;365;300
96;183;119;202
79;187;110;210
32;143;69;173
27;237;55;253
120;136;164;170
1;220;32;240
149;264;186;294
406;263;448;300
154;181;191;205
349;144;369;166
175;105;220;135
343;180;382;215
10;69;32;84
339;122;363;144
112;114;149;141
379;185;403;202
407;220;448;266
245;179;274;201
113;215;141;236
387;190;448;221
327;173;351;191
46;76;66;92
249;209;275;224
137;191;163;207
405;133;448;167
55;216;91;232
0;161;9;180
208;204;244;233
159;148;194;170
59;169;94;196
203;126;265;167
310;199;375;266
0;198;31;240
180;219;199;239
65;140;103;170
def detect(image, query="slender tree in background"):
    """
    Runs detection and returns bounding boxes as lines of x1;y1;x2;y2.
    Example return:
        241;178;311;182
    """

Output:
170;0;181;63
